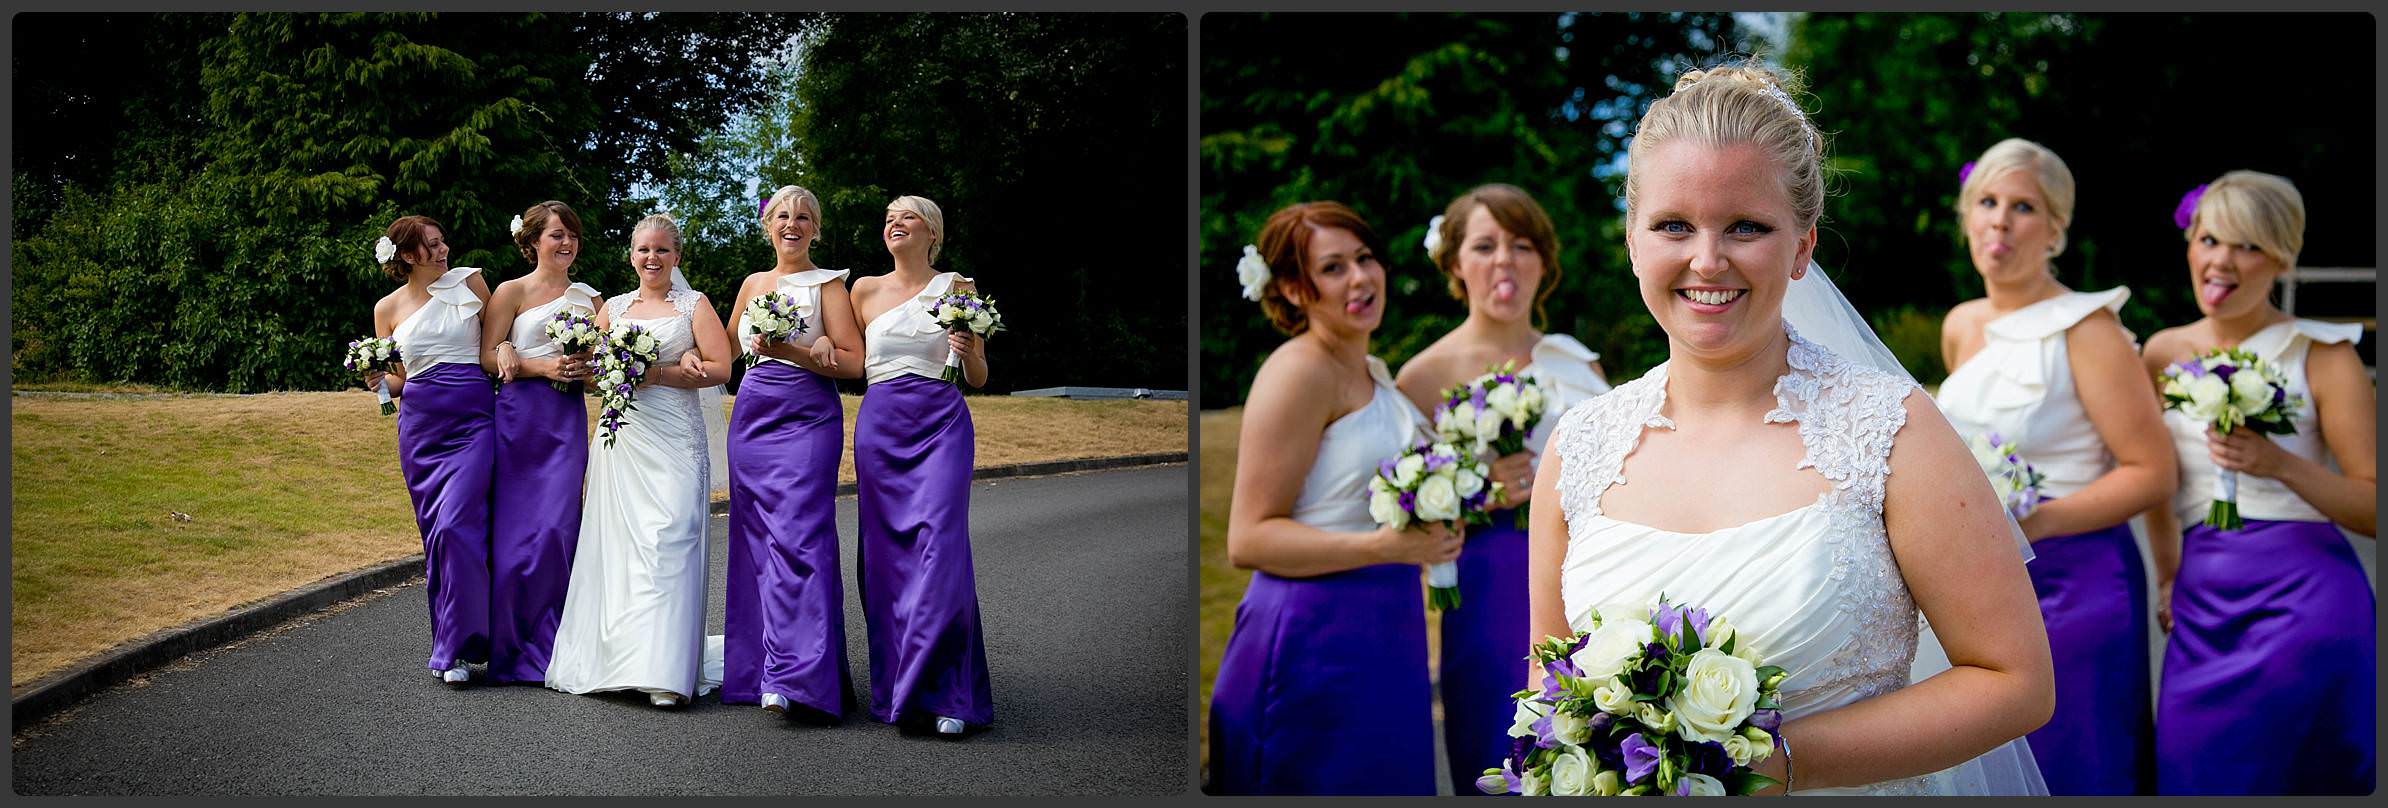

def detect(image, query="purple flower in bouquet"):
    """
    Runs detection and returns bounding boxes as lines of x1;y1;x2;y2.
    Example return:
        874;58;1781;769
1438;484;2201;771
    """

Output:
2159;347;2303;529
1622;733;1663;783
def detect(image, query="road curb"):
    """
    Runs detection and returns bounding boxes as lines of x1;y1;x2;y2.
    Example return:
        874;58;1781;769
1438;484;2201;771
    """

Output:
11;452;1185;729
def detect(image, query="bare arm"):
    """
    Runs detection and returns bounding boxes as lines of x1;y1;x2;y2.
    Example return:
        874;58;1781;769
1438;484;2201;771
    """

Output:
479;282;524;381
2136;330;2187;631
1226;344;1461;578
1524;439;1572;690
2020;311;2177;539
1775;392;2055;790
368;294;407;398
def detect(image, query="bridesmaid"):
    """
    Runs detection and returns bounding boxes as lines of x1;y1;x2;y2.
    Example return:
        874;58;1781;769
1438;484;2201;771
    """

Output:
2142;170;2375;795
1934;139;2172;794
1391;183;1609;795
723;185;866;721
478;201;599;685
363;214;496;685
1207;202;1460;795
849;195;993;736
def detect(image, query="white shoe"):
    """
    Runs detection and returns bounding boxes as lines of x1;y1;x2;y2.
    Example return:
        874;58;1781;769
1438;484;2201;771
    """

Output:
649;691;684;708
934;716;966;735
440;664;470;685
761;693;790;714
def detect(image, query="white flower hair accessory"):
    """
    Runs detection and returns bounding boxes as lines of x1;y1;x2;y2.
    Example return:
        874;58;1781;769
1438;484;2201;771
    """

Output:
1422;214;1446;259
509;215;525;237
374;236;398;264
1235;244;1270;302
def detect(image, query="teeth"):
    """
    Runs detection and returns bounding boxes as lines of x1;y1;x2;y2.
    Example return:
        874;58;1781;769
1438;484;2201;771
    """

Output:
1683;289;1742;305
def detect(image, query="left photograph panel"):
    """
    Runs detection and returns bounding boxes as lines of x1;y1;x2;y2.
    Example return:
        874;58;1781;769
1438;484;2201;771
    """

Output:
9;11;1192;796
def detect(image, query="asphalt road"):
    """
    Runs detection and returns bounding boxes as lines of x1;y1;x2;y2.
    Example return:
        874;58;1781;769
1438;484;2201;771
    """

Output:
12;465;1191;796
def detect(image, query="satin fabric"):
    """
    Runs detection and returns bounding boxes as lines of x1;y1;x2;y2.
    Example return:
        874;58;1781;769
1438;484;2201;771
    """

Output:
484;378;585;684
394;361;496;672
853;374;992;726
2021;519;2154;794
1208;564;1436;795
723;362;855;716
1439;508;1530;796
2157;518;2375;795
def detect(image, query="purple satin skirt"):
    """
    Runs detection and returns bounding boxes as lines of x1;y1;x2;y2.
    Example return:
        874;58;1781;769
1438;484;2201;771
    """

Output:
1441;508;1530;796
1208;564;1434;795
394;362;496;672
853;374;991;726
2021;519;2153;794
2157;518;2375;795
724;362;855;717
484;379;585;684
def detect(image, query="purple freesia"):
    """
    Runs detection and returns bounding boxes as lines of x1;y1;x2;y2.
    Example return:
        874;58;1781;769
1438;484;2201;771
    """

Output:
1399;490;1416;512
1378;458;1398;479
1476;759;1520;795
2211;363;2237;384
1750;708;1783;735
1622;733;1663;783
2174;183;2208;230
1531;711;1559;749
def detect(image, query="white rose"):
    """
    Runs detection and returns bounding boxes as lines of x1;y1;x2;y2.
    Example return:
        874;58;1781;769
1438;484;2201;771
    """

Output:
1549;744;1595;796
1368;488;1410;530
2162;373;2190;400
1393;454;1425;487
636;334;659;354
1454;467;1485;499
1430;442;1460;464
1235;244;1270;302
1967;433;2007;472
1592;678;1637;714
605;370;627;388
1434;410;1467;443
970;311;994;333
1507;698;1552;738
1590;769;1623;796
373;236;397;264
1678;773;1727;797
1474;407;1505;445
1570;616;1656;682
1668;648;1762;743
1740;727;1775;764
1414;474;1461;522
1723;734;1759;767
2229;370;2274;415
2184;374;2231;423
1548;709;1590;745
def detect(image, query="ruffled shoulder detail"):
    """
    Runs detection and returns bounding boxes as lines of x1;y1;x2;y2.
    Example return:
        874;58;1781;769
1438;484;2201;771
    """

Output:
781;268;852;290
1531;333;1612;404
561;282;602;313
428;266;484;316
2292;318;2366;346
1982;287;2128;342
2239;317;2366;362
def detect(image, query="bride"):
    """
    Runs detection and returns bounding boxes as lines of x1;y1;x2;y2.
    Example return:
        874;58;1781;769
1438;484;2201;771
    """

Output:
545;213;732;707
1524;62;2055;795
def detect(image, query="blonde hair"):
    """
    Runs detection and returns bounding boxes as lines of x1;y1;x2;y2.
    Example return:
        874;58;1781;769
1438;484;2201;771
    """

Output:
628;213;683;258
887;195;946;263
762;184;822;243
2187;170;2304;269
1624;60;1825;232
1956;138;2077;257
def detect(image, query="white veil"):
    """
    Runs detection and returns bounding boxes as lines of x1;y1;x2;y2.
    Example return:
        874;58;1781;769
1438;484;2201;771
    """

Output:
670;266;733;497
1780;261;2050;796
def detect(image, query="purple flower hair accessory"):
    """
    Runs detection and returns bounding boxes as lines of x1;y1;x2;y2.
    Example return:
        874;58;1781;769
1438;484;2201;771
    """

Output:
2173;183;2209;230
1958;160;1976;185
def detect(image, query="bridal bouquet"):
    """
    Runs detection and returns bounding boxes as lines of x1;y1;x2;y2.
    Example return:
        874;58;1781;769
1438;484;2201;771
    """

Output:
738;291;811;370
1433;361;1547;519
927;290;1003;384
342;336;403;415
1367;440;1502;611
592;322;662;448
1967;432;2046;522
541;310;602;393
1481;597;1787;797
2159;347;2302;529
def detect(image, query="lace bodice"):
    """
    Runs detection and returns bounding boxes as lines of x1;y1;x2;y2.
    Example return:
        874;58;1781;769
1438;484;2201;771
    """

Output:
1548;323;1938;795
1937;288;2132;499
604;289;707;430
391;266;486;377
739;268;851;368
509;282;602;360
863;271;971;384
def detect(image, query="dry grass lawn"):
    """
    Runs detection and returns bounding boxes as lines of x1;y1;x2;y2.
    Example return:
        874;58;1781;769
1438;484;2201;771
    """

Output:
10;388;1184;687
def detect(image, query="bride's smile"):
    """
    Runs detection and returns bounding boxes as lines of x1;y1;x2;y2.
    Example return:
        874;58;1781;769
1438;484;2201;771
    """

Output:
1627;140;1813;361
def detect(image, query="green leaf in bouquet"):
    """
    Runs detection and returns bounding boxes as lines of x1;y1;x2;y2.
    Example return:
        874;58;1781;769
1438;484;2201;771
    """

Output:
1754;664;1786;682
1723;770;1782;795
1720;633;1737;656
1755;693;1781;711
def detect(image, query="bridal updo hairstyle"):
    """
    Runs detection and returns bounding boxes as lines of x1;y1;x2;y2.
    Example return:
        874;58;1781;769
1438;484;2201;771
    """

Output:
381;214;447;281
630;212;684;256
513;200;586;266
2183;170;2305;270
1252;201;1385;337
1624;60;1827;235
1956;138;2077;257
1427;183;1564;329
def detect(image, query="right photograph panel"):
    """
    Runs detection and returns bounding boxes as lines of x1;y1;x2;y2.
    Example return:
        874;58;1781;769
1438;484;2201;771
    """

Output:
1197;11;2377;797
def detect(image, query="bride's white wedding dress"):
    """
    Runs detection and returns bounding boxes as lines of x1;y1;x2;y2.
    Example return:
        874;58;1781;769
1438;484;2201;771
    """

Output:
545;289;725;700
1549;323;2029;795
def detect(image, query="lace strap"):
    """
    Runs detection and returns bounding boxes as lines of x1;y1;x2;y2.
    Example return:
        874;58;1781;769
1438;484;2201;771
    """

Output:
605;292;634;321
1768;336;1918;514
668;288;702;316
1553;368;1669;522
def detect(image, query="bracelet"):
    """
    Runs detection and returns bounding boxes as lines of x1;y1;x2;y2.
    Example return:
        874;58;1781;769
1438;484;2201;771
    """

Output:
1779;733;1795;794
496;340;516;353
